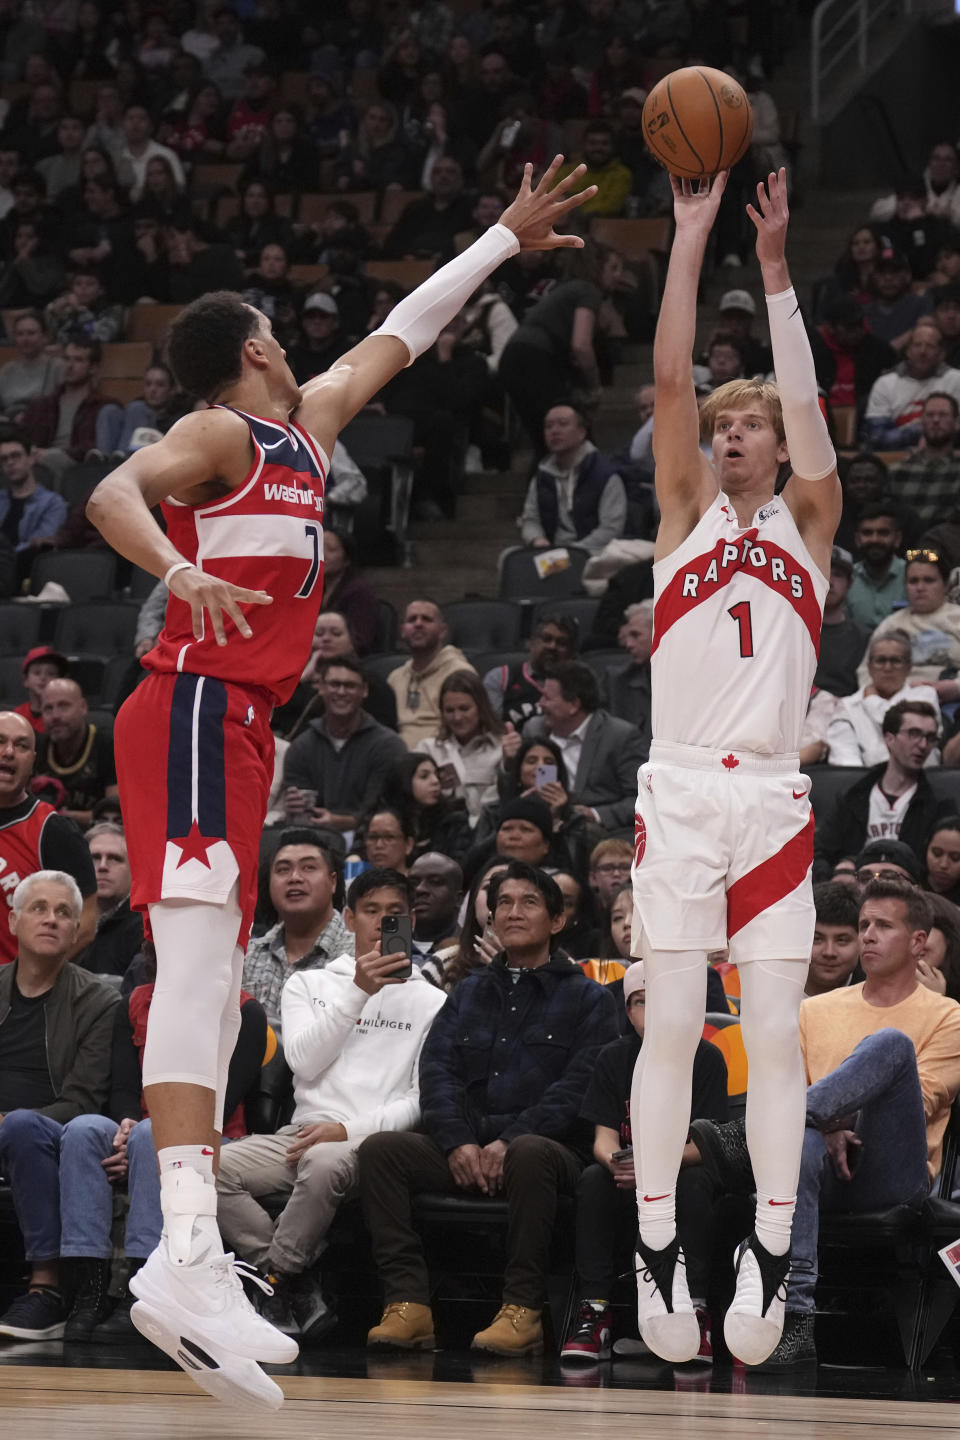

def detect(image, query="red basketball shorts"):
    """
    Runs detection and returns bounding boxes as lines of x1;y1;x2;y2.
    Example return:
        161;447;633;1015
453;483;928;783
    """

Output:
114;670;274;949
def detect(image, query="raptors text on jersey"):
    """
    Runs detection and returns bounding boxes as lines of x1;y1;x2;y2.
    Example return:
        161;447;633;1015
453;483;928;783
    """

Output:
650;493;829;754
145;407;327;706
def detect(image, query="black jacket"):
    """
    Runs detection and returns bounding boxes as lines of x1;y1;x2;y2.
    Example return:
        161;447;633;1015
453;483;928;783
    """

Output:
813;765;951;880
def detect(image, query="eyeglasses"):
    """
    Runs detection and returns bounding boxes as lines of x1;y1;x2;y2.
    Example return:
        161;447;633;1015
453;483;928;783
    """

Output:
856;867;917;884
899;727;939;745
906;548;941;563
594;862;632;875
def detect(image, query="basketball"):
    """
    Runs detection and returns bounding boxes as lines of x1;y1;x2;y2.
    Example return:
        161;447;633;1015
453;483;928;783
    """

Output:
642;66;753;179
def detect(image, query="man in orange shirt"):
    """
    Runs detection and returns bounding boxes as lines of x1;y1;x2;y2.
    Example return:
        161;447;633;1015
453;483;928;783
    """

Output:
690;877;960;1369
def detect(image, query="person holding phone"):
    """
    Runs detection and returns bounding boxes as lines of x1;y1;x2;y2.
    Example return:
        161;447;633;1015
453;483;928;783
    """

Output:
416;670;503;826
560;962;728;1364
216;868;445;1341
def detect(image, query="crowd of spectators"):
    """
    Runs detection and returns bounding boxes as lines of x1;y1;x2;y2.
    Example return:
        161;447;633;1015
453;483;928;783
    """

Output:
1;0;960;1381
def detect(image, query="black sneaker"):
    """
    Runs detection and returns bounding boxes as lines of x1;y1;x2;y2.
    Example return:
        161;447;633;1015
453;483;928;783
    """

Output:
0;1287;68;1340
259;1273;300;1336
750;1311;816;1370
65;1259;114;1342
689;1116;754;1194
93;1294;137;1341
290;1270;336;1343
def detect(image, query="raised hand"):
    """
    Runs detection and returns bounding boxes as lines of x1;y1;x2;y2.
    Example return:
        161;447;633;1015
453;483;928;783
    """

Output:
746;167;789;267
168;564;272;646
669;170;729;231
498;157;598;252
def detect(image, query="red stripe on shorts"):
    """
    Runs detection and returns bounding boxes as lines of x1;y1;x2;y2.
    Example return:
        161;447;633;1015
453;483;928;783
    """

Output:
726;811;815;938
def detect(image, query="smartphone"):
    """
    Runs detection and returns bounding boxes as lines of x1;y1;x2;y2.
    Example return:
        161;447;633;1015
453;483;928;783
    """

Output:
380;914;413;979
535;763;558;789
611;1147;634;1163
436;762;458;790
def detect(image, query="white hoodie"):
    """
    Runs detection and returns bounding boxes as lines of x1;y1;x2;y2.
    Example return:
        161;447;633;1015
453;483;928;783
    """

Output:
280;952;446;1139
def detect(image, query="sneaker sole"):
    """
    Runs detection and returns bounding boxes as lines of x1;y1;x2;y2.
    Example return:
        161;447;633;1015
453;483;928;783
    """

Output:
130;1301;284;1411
0;1322;66;1340
471;1339;543;1357
560;1346;611;1363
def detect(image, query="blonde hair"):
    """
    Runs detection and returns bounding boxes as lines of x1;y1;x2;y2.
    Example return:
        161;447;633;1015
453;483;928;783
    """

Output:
698;378;785;445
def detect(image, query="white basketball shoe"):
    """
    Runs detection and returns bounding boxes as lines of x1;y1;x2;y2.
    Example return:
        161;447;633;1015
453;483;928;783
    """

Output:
724;1233;791;1366
634;1235;701;1363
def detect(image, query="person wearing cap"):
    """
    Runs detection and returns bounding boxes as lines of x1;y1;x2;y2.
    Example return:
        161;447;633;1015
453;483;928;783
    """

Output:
494;795;557;869
814;699;948;880
687;875;960;1368
358;860;618;1356
810;295;895;423
287;293;350;386
827;629;939;766
15;646;68;736
560;958;728;1363
889;392;960;529
853;838;924;886
0;709;97;963
863;252;933;349
864;324;960;451
710;291;772;376
813;546;870;698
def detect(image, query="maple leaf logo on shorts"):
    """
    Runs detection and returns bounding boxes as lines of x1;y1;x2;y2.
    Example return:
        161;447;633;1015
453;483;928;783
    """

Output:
722;753;740;769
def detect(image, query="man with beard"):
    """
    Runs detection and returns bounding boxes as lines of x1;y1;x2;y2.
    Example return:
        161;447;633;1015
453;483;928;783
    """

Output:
847;502;906;628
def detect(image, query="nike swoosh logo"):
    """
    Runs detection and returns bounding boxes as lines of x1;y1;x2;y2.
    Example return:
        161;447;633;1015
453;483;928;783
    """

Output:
768;1198;794;1205
792;789;806;799
260;439;288;450
642;1193;669;1202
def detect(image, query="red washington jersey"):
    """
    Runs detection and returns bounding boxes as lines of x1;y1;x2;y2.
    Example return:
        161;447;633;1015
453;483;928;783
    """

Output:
650;491;828;755
0;797;97;964
145;407;328;706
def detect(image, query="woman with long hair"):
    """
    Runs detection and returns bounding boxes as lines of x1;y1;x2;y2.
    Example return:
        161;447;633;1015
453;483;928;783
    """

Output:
925;816;960;906
416;670;502;825
245;106;319;195
813;225;883;321
222;178;297;268
379;753;472;864
475;734;595;876
917;890;960;1002
335;100;417;192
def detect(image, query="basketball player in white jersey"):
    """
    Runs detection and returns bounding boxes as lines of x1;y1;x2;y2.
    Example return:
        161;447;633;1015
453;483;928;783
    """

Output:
630;168;841;1367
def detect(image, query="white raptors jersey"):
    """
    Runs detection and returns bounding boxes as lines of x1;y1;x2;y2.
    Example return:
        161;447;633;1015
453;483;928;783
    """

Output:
650;492;828;754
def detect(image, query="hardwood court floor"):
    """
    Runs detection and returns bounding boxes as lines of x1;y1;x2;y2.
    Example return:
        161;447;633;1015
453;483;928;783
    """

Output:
2;1362;960;1440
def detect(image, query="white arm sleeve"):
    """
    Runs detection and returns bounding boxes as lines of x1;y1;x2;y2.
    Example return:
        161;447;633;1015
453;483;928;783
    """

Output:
766;285;836;481
372;223;520;366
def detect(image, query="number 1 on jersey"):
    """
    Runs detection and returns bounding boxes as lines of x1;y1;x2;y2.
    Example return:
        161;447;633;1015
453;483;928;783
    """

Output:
728;601;754;658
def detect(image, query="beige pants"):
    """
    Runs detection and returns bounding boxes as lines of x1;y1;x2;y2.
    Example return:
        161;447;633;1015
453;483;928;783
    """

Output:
216;1124;359;1275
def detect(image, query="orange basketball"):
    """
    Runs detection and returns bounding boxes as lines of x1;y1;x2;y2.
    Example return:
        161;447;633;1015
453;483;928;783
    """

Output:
642;66;753;179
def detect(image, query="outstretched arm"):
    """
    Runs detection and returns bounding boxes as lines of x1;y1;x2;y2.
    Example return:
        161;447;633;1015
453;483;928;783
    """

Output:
652;173;727;557
750;169;841;573
294;157;596;457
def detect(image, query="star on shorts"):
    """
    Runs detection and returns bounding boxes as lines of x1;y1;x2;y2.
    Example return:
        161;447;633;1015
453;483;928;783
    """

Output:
171;820;216;869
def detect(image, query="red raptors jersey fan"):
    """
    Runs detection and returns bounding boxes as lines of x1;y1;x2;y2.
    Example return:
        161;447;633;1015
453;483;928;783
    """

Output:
651;492;828;755
145;408;327;705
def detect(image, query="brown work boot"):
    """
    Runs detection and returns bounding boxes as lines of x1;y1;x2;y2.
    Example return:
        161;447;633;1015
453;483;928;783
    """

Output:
367;1301;436;1350
471;1304;543;1356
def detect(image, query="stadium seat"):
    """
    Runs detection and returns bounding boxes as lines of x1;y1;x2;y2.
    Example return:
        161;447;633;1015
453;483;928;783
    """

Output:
191;162;243;194
582;647;624;685
127;566;160;603
126;305;183;347
830;404;858;447
100;342;153;380
377;190;424;227
53;601;139;657
101;377;144;406
0;656;26;706
498;545;589;603
298;192;378;227
0;605;41;656
339;414;415;566
702;1012;747;1115
465;648;527;678
366;259;435;289
30;550;117;602
442;599;523;652
361;652;407;682
531;595;599;639
590;217;672;256
373;597;398;653
289;264;329;286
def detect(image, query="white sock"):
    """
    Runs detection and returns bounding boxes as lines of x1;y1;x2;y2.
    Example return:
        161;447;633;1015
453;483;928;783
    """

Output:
637;1190;677;1253
158;1143;216;1185
754;1191;795;1256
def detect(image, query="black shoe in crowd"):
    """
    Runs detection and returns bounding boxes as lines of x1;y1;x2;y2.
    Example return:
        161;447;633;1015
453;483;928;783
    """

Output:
751;1311;817;1370
0;1286;69;1340
65;1258;114;1341
689;1115;754;1193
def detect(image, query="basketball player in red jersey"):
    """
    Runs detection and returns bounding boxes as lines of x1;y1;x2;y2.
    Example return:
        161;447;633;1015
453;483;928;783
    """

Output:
85;157;594;1408
629;170;841;1368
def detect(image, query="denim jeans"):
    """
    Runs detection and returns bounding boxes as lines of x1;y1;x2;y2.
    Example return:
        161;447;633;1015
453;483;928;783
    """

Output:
787;1028;931;1313
0;1110;64;1262
60;1114;161;1260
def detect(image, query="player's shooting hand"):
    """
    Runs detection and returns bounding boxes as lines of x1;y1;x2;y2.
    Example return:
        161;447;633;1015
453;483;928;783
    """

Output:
168;564;272;646
499;157;597;252
669;170;729;230
746;167;789;265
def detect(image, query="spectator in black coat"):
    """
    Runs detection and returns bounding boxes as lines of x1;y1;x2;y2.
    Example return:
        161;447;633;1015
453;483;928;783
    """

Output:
810;296;897;425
